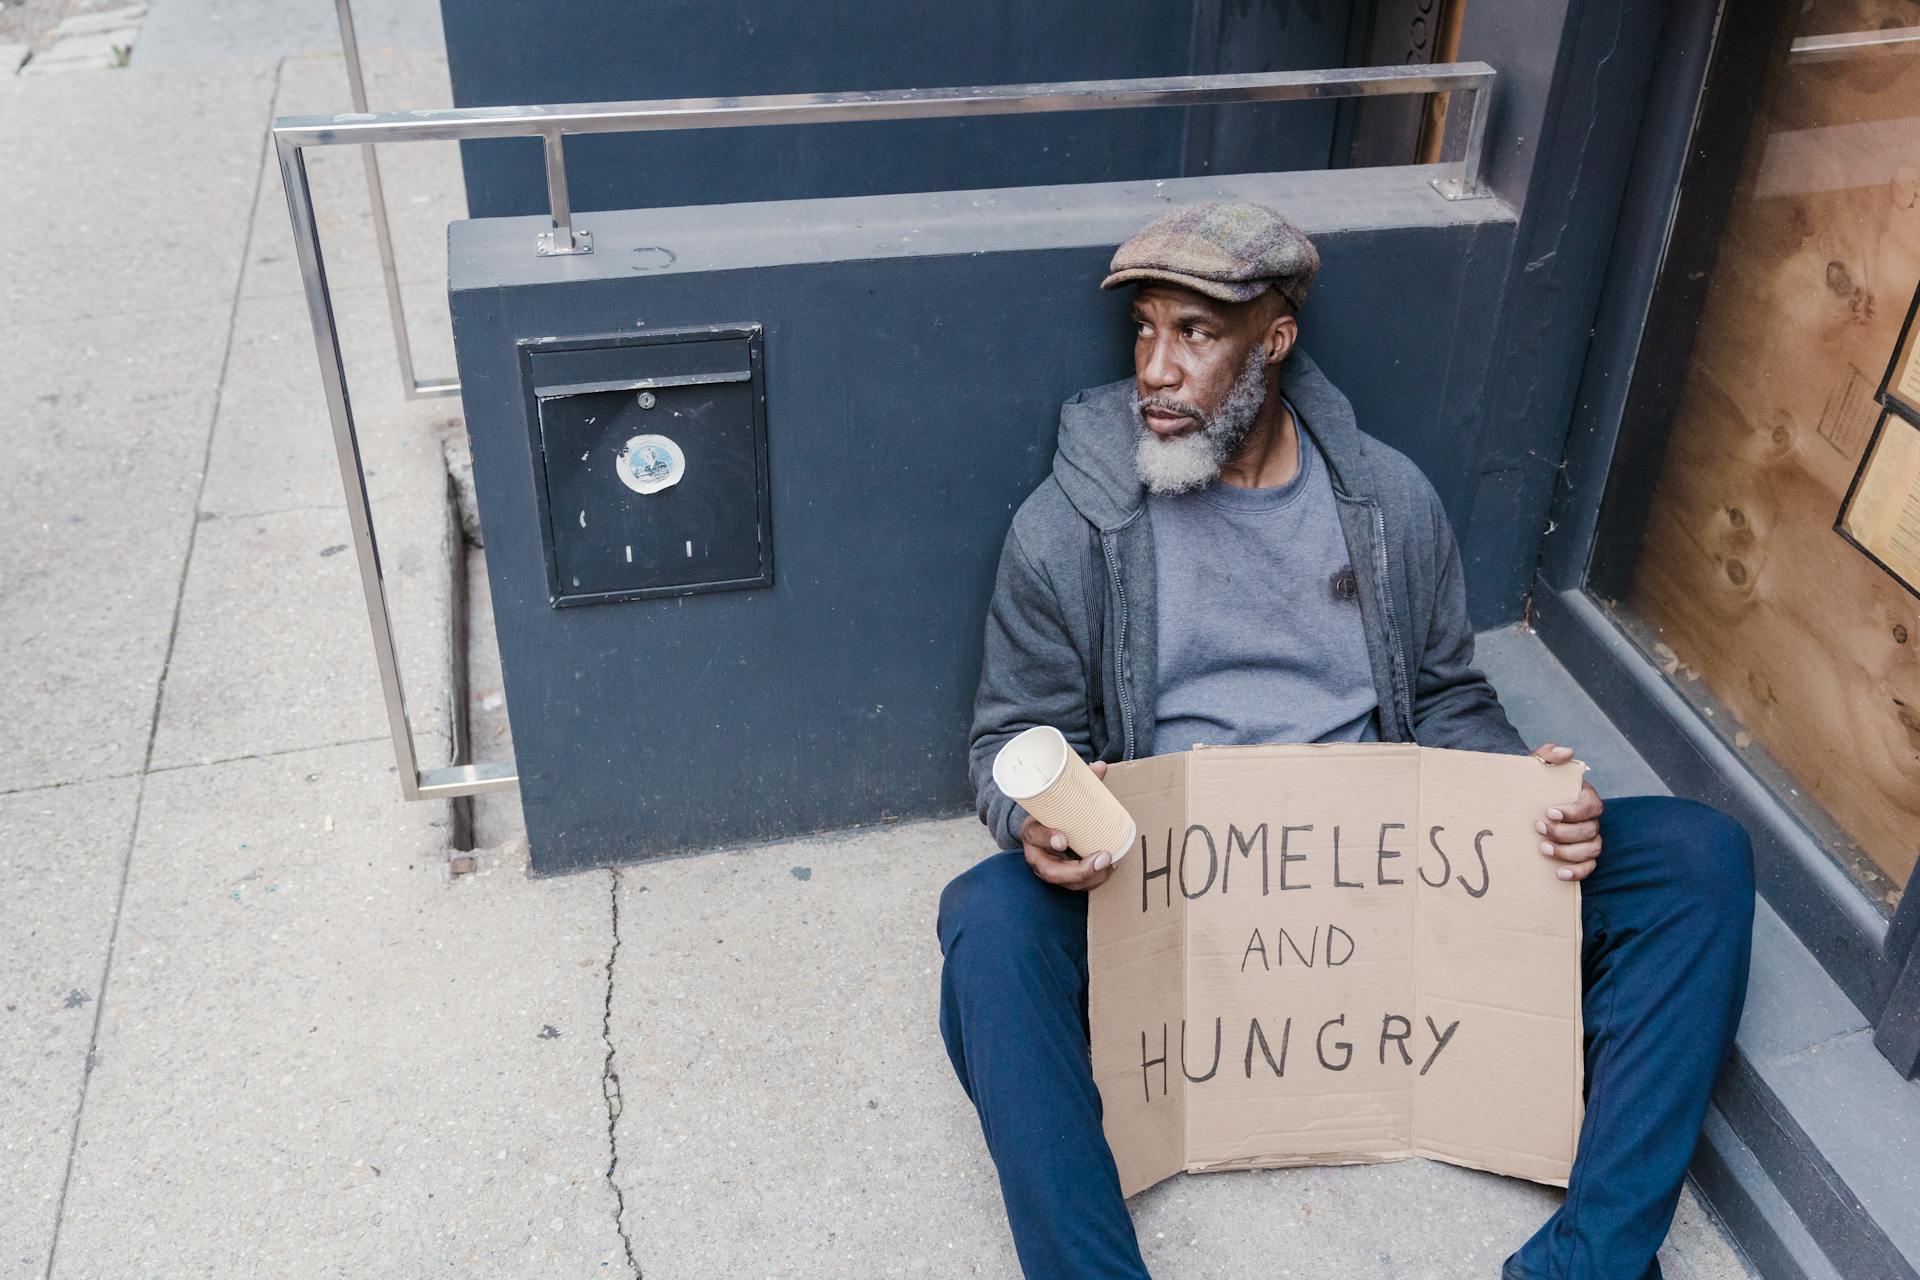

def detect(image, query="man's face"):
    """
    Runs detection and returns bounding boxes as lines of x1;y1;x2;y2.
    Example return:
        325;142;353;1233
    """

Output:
1129;284;1292;494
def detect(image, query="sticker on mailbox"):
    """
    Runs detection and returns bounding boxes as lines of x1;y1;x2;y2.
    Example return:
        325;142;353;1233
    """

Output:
615;434;686;495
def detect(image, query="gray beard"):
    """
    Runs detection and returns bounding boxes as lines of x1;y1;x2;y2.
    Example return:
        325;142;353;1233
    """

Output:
1132;346;1271;495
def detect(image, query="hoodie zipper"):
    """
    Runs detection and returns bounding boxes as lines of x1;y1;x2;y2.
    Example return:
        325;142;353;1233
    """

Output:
1099;530;1137;761
1372;503;1413;738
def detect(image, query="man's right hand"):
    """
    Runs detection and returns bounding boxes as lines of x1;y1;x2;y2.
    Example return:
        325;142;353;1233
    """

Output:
1019;759;1119;892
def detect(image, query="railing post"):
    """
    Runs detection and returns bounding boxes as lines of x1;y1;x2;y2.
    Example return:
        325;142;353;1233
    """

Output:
536;130;593;256
332;0;460;397
276;135;429;801
1430;79;1493;201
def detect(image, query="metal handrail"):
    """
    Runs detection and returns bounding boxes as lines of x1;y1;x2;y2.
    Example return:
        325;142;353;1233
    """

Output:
273;61;1499;801
332;0;459;399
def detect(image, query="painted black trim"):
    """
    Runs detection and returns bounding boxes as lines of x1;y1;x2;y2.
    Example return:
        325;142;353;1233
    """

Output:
1881;854;1920;1080
1874;847;1920;1077
1874;278;1920;428
1888;863;1920;977
1876;947;1920;1078
1581;0;1799;601
1538;0;1723;590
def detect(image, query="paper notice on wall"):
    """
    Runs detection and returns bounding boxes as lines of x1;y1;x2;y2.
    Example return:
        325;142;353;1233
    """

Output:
1088;743;1587;1198
1840;410;1920;593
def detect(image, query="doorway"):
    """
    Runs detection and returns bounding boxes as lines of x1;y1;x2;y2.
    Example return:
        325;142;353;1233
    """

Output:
1604;1;1920;912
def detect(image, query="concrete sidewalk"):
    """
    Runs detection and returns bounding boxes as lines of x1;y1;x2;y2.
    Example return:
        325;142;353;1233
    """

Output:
0;39;627;1279
0;23;1754;1280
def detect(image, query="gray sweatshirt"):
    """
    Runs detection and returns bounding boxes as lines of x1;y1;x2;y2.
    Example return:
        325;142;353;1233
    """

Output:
967;349;1526;853
1148;417;1380;755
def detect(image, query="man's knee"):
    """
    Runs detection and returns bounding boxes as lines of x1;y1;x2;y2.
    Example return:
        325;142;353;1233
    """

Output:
1627;796;1755;927
1671;797;1753;896
937;849;1071;963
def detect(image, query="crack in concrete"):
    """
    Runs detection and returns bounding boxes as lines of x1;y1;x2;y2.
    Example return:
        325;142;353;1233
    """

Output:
0;732;400;798
0;769;145;799
144;734;396;777
602;867;642;1278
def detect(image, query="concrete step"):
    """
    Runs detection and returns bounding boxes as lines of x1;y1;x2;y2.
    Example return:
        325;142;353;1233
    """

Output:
1691;1107;1842;1280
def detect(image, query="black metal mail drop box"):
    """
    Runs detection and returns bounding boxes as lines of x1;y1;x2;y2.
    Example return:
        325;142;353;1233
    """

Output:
519;326;772;607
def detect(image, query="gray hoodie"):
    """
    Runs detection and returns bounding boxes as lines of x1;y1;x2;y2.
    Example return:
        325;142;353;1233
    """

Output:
968;350;1527;853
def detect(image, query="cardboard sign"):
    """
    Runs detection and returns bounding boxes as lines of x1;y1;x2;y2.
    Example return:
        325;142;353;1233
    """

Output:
1090;743;1587;1197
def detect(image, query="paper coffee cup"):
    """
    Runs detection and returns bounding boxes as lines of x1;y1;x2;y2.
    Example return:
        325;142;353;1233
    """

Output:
991;726;1137;861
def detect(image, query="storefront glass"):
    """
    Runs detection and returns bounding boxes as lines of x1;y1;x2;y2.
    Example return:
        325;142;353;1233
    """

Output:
1623;1;1920;910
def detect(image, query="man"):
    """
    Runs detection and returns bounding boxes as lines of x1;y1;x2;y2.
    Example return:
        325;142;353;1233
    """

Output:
936;202;1754;1280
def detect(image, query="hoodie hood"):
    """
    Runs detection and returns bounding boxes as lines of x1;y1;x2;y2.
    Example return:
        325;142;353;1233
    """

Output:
1050;348;1375;531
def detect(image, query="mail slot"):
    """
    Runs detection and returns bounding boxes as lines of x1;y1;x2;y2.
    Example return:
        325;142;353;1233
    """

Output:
519;326;772;607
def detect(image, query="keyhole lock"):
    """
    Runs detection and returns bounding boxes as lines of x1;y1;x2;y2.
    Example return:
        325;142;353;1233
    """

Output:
638;391;657;409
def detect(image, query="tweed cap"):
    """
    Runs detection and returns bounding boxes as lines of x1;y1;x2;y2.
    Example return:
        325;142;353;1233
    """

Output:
1102;201;1319;310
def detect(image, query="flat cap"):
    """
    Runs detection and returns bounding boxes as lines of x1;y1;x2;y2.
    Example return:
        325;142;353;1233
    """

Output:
1101;201;1319;310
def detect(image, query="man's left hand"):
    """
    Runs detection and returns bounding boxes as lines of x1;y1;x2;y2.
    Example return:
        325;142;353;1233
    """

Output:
1530;742;1604;882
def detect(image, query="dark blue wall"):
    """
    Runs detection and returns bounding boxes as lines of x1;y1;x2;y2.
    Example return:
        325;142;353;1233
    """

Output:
449;171;1515;869
440;0;1362;219
1448;0;1680;617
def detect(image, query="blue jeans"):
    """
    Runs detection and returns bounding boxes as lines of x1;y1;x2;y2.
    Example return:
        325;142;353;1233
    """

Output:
936;795;1754;1279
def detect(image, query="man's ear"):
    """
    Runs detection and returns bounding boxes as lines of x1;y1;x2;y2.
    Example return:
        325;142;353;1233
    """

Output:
1265;311;1299;367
